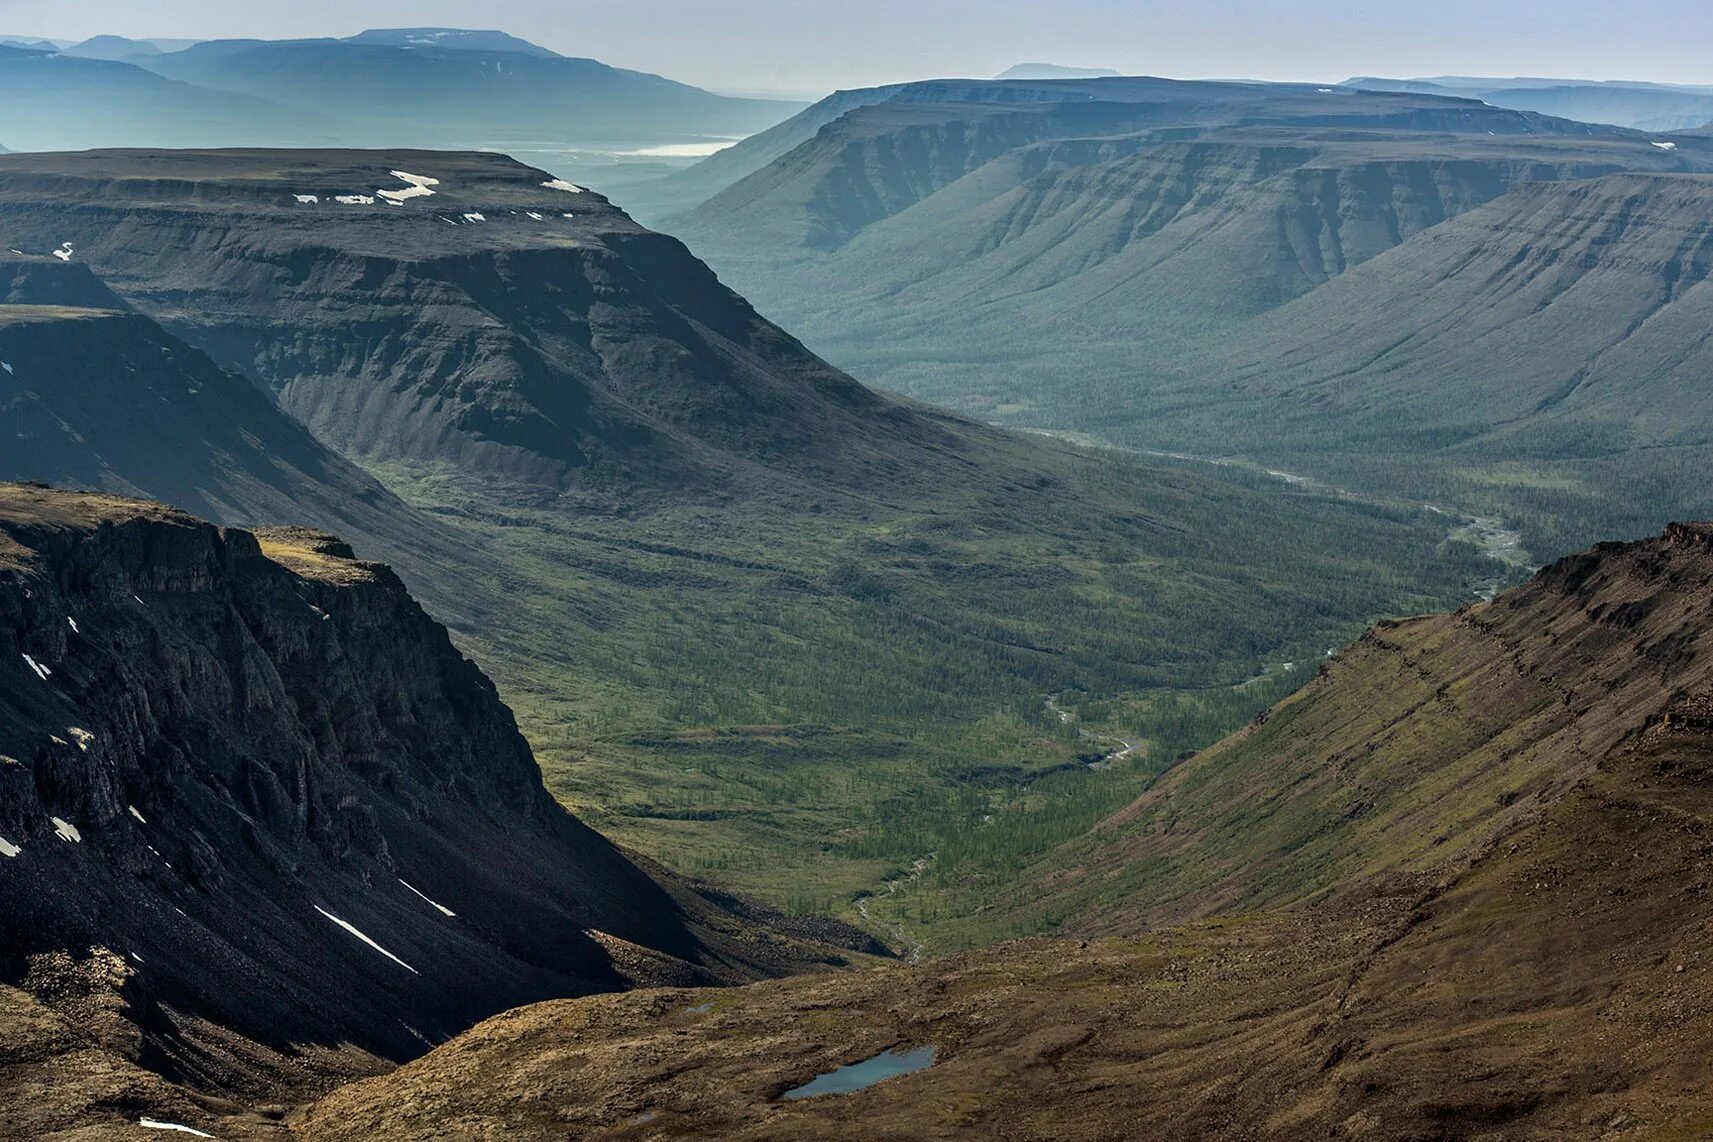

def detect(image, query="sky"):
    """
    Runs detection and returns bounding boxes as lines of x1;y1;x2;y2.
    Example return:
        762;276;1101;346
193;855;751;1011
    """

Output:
2;0;1710;96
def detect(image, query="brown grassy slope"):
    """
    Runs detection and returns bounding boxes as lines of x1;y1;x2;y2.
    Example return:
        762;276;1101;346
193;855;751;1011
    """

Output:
287;525;1713;1140
975;521;1713;939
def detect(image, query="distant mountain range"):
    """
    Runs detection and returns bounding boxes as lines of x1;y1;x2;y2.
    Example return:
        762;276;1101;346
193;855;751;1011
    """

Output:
648;74;1713;556
0;29;800;154
996;63;1121;80
1343;75;1713;131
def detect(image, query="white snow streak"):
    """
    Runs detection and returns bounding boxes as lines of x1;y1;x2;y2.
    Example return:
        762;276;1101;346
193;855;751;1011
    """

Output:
314;906;419;974
129;805;147;824
0;836;19;858
399;879;456;917
1654;141;1679;151
21;653;50;681
461;212;486;223
66;616;78;633
335;194;377;204
53;243;73;262
526;211;544;221
139;1120;215;1138
377;171;440;203
293;195;319;204
51;817;81;843
1;362;12;375
541;179;584;193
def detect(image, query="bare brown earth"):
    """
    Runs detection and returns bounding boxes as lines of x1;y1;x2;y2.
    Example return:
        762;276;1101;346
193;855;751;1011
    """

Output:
284;525;1713;1140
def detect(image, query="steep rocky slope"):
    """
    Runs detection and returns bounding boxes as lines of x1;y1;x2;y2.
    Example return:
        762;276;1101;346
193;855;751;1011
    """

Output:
0;486;871;1134
284;522;1713;1139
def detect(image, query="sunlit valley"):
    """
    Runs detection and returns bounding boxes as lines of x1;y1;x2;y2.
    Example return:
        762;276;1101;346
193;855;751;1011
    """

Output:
2;9;1713;1140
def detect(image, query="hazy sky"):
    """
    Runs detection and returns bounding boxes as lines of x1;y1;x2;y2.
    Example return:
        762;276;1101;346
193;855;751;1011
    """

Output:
2;0;1710;96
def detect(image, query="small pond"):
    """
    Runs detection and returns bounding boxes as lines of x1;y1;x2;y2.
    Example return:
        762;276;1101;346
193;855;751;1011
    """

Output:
781;1046;938;1100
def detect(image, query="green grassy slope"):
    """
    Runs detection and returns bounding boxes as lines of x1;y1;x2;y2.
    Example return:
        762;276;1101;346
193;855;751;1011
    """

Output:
871;521;1713;949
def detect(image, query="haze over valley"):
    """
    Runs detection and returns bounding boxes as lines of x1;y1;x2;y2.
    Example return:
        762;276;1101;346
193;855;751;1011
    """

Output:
3;5;1713;1138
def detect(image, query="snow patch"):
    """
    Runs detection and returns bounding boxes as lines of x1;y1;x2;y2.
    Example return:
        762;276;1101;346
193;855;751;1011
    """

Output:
377;171;440;204
461;212;486;223
0;836;19;858
133;594;147;607
66;616;78;633
314;905;419;974
335;194;377;204
562;213;576;220
66;727;94;752
1654;141;1679;151
541;179;584;193
139;1120;215;1139
399;878;456;917
129;805;147;825
21;653;50;681
52;243;73;262
526;211;544;221
293;195;319;204
51;817;81;843
1;362;12;375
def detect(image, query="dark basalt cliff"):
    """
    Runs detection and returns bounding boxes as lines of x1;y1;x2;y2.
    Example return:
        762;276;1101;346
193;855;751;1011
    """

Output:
0;485;871;1104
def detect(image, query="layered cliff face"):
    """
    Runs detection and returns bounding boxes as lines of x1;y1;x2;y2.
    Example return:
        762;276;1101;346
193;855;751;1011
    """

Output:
1217;172;1713;448
658;77;1705;431
668;78;1635;259
0;485;869;1122
0;149;931;500
286;522;1713;1140
728;134;1671;360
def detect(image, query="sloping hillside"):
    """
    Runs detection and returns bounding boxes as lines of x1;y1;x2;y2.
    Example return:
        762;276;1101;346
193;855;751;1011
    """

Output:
285;521;1713;1140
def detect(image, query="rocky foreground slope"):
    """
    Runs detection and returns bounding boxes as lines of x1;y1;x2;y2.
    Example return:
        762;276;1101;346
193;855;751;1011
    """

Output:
282;521;1713;1139
0;485;871;1140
